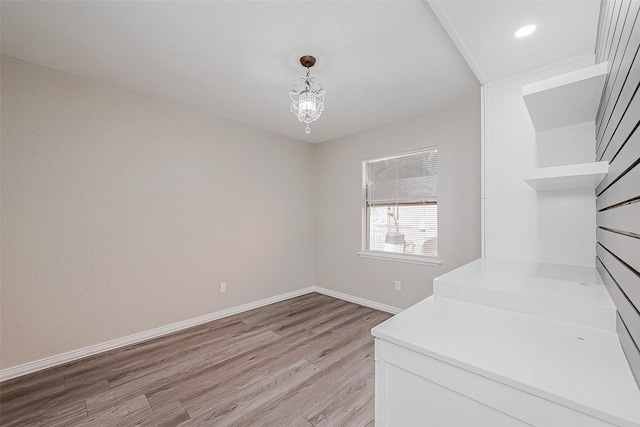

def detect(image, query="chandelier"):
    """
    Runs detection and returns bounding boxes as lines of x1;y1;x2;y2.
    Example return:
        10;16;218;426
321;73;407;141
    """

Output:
289;55;325;134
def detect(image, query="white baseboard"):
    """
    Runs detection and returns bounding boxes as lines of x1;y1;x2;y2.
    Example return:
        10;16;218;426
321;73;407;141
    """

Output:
311;286;403;314
0;287;314;382
0;286;400;382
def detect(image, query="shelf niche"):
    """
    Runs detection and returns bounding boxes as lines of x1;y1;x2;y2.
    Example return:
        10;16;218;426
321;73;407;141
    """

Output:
524;161;609;191
523;62;608;131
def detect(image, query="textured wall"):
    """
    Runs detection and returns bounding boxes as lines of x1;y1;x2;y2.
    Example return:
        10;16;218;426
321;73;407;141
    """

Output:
314;100;481;309
0;56;315;369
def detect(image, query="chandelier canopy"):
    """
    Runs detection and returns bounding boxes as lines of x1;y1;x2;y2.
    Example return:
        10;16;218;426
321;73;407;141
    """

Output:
289;55;325;134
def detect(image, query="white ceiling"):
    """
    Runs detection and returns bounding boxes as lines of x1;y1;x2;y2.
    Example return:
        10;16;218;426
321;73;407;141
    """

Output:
430;0;601;83
0;1;601;143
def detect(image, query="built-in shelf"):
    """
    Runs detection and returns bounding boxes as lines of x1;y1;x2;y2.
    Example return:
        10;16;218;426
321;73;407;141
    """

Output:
523;62;608;131
524;161;609;191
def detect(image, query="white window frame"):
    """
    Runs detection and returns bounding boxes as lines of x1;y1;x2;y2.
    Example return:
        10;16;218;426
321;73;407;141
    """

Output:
358;147;441;266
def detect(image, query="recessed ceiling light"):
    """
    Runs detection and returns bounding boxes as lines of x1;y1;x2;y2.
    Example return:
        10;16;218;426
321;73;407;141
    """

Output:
515;24;536;38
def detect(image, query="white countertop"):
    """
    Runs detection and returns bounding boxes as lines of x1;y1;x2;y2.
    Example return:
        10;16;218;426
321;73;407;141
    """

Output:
434;258;616;330
372;296;640;426
373;258;640;426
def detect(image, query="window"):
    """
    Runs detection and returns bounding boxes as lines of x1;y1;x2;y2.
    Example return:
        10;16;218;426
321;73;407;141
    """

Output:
360;147;439;265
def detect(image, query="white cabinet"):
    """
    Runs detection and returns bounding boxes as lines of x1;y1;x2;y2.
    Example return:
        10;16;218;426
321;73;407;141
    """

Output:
375;338;619;427
372;259;640;427
377;341;530;427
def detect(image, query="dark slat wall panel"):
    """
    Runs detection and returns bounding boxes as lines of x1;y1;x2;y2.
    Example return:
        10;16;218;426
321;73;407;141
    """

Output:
595;1;608;62
595;0;640;386
597;228;640;273
596;0;634;130
597;256;640;353
597;200;640;235
596;2;640;148
618;313;640;384
597;245;640;318
599;0;621;64
596;125;639;191
597;74;640;160
596;1;614;62
596;161;640;210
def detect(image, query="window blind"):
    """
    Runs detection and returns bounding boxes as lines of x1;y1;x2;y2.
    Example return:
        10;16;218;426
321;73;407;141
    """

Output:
365;148;438;205
364;148;438;257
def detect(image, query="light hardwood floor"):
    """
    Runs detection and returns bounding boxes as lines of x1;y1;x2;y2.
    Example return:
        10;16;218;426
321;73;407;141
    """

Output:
0;293;392;426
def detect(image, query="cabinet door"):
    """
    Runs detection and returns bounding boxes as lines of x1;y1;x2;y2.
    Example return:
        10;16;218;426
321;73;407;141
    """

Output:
375;340;617;427
381;361;529;427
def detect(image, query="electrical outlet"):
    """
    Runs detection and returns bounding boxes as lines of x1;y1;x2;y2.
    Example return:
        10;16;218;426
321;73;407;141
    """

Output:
220;282;227;293
394;280;401;291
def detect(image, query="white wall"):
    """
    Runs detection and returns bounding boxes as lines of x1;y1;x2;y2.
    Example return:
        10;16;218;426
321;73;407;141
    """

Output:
314;101;481;309
0;56;315;369
484;57;598;267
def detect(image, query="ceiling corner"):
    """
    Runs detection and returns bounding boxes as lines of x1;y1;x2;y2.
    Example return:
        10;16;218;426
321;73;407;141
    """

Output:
426;0;487;85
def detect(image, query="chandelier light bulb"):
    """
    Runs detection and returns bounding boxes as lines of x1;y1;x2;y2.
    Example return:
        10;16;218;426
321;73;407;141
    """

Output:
289;55;325;135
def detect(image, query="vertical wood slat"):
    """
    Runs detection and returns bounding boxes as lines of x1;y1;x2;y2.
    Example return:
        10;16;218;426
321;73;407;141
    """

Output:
596;0;609;63
596;0;633;129
596;124;639;192
600;0;621;64
606;0;624;62
596;244;640;318
596;6;640;157
616;313;640;385
596;228;640;274
596;2;640;155
595;0;608;63
596;1;640;143
596;256;640;356
595;0;640;389
597;83;640;163
596;161;640;209
597;200;640;235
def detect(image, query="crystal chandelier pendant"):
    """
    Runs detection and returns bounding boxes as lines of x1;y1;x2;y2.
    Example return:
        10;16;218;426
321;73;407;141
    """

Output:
289;55;325;134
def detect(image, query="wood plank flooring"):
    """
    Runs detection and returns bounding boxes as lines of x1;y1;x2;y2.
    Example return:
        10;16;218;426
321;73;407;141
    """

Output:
0;293;392;426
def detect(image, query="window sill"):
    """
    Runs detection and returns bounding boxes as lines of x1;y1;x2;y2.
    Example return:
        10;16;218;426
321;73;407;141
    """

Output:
357;251;442;266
